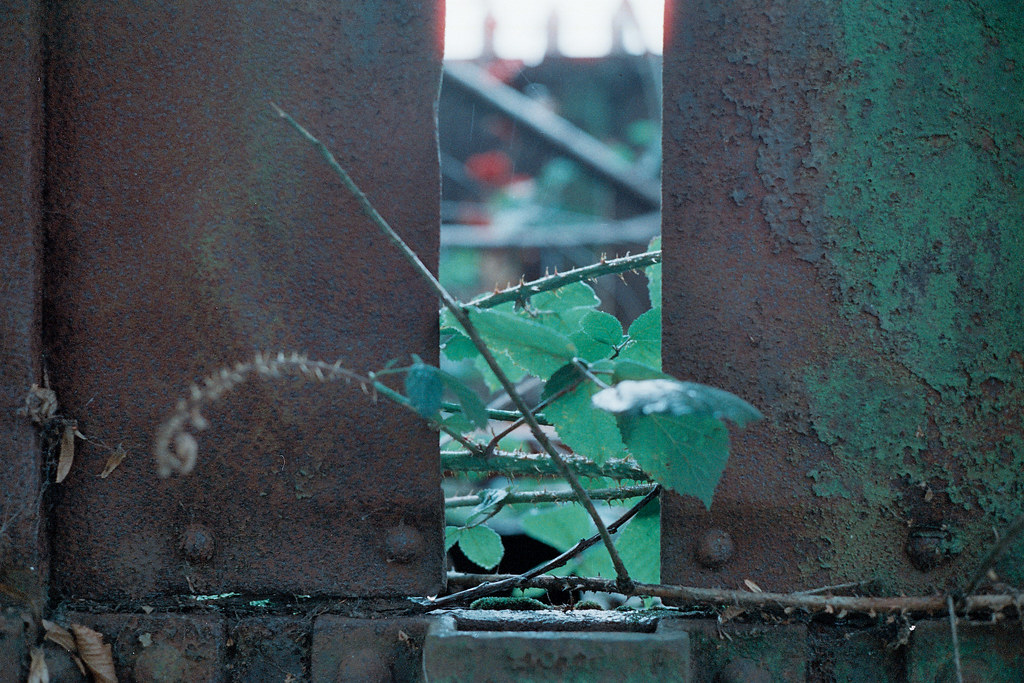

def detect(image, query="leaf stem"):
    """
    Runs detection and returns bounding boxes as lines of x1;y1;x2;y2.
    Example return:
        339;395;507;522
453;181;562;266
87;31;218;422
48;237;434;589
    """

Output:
273;103;633;587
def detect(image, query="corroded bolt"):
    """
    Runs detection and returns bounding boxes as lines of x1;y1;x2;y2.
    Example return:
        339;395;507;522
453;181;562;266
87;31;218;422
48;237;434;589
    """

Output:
695;528;734;569
905;525;959;571
384;524;424;564
716;658;771;683
178;523;215;564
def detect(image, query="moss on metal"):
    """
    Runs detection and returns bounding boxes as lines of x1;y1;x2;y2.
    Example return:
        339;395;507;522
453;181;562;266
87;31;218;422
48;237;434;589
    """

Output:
804;1;1024;583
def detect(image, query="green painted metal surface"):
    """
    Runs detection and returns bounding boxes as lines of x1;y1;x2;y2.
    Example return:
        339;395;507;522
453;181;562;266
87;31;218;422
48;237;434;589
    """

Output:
662;0;1024;591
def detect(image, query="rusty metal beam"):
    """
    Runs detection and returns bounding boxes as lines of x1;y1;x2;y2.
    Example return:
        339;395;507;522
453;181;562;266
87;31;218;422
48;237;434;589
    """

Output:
0;0;46;612
43;1;444;600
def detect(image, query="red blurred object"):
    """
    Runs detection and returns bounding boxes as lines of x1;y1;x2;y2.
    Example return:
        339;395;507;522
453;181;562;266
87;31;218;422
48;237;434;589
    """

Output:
465;150;514;187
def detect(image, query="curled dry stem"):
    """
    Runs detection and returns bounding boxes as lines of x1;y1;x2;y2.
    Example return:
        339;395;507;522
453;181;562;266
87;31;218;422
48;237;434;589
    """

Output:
155;352;475;476
154;353;369;477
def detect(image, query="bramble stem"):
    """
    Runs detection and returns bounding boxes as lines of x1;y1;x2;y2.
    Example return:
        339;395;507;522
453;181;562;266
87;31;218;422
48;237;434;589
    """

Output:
464;251;661;311
446;484;657;508
442;450;650;480
272;103;633;587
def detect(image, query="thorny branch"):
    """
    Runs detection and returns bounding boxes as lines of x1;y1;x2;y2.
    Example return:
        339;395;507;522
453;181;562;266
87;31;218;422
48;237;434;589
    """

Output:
445;483;657;508
463;250;661;311
441;450;650;480
271;103;634;588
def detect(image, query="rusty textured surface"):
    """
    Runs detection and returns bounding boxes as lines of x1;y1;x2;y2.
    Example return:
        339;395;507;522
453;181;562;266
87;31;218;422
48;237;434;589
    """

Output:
0;1;46;612
230;616;310;682
311;615;430;683
907;621;1024;682
662;0;1024;591
0;609;28;683
42;2;444;599
66;611;226;682
661;620;805;683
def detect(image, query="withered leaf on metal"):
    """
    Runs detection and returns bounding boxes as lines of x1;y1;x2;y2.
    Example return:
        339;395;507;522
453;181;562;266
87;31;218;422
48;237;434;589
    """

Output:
42;619;77;653
21;383;58;424
55;424;78;483
70;624;118;683
28;647;49;683
99;444;129;479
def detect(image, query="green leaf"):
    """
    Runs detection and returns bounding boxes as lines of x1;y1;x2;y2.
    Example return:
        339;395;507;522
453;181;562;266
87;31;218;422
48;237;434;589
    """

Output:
501;281;600;337
606;360;763;427
521;505;593;551
615;501;660;584
469;308;577;378
405;356;443;420
611;359;665;382
617;412;729;508
574;502;660;583
617;308;661;369
458;525;505;570
465;488;509;526
441;327;478;361
571;310;624;362
441;412;474;434
445;526;462;552
544;364;628;465
646;236;661;307
437;369;489;429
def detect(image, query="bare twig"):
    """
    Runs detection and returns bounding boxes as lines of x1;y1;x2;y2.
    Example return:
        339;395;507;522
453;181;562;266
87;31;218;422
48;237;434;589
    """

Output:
464;251;661;311
272;103;634;587
440;574;1024;617
433;485;661;607
446;484;657;508
441;450;650;481
947;595;964;683
963;513;1024;598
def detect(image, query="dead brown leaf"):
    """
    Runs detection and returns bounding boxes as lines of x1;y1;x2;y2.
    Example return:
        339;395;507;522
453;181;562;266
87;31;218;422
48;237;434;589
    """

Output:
718;605;744;624
743;579;763;593
70;623;117;683
99;444;129;479
56;423;78;483
21;384;58;424
42;619;77;653
28;647;49;683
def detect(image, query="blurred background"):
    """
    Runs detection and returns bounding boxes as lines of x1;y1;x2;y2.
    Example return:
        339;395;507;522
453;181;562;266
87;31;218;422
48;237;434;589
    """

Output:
439;0;663;324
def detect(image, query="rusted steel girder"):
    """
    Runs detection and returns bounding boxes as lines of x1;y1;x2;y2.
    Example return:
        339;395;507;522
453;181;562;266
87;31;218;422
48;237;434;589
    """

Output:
661;0;1024;592
43;1;444;600
0;0;46;612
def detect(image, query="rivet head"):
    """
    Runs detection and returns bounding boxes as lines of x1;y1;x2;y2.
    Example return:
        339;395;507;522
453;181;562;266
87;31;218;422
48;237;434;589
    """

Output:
384;524;424;564
696;528;734;569
716;658;771;683
179;523;215;564
906;524;960;571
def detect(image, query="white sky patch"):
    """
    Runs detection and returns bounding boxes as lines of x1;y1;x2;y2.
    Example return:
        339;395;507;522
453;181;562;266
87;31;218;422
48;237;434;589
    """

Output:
444;0;664;63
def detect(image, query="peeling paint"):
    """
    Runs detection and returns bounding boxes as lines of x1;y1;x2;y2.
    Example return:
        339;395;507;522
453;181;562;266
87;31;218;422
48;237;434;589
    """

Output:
804;1;1024;582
